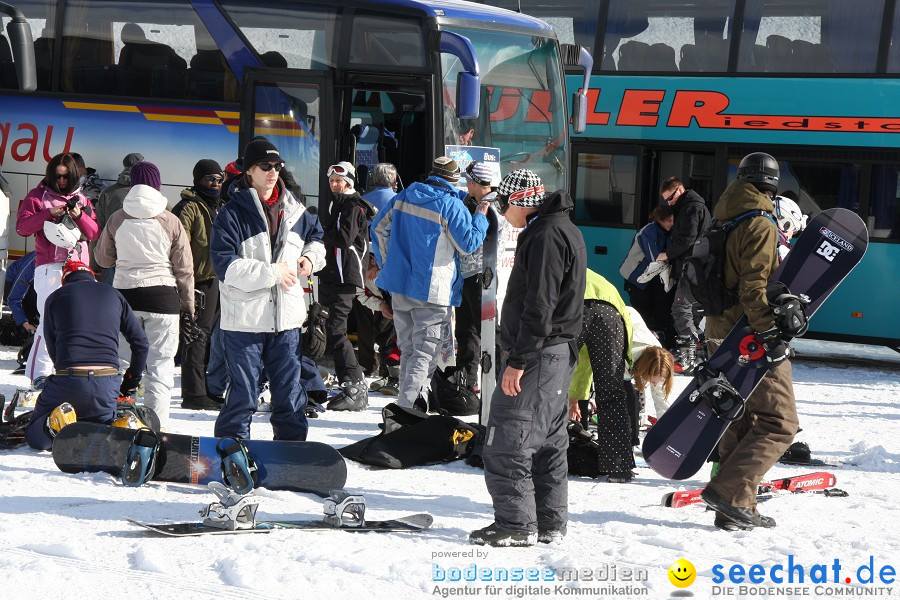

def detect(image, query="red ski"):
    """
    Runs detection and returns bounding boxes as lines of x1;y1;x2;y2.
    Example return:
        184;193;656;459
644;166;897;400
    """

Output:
661;471;837;508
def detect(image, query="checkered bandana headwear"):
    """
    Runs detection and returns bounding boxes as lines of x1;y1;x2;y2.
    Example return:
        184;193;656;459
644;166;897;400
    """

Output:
498;169;545;207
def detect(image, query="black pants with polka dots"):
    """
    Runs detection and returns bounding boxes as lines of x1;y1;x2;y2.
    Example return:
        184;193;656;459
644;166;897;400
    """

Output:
578;300;635;474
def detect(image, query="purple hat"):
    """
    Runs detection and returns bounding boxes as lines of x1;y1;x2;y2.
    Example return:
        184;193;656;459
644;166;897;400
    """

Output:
130;161;161;191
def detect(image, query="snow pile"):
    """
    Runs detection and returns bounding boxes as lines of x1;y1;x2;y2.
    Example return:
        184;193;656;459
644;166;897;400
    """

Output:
1;345;899;600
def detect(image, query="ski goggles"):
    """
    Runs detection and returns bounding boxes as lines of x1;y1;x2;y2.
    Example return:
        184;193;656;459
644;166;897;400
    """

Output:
257;162;284;172
326;164;351;178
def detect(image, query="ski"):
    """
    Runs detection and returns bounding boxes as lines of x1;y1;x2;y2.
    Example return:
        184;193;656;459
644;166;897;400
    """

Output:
661;471;837;508
127;514;433;537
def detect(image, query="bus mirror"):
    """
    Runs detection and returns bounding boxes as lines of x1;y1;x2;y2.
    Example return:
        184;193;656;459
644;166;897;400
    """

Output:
1;4;37;92
572;92;588;134
561;44;593;134
457;72;480;120
440;30;481;120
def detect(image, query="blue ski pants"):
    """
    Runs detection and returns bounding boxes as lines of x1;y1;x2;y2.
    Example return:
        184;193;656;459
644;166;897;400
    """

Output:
214;329;308;441
26;371;120;450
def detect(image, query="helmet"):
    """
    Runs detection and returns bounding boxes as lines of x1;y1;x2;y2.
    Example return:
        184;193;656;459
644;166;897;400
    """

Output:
773;196;806;235
737;152;780;195
61;260;95;284
43;215;81;249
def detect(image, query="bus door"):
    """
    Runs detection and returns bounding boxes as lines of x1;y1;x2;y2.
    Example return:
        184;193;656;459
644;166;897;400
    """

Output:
340;74;432;195
239;69;335;211
571;143;644;292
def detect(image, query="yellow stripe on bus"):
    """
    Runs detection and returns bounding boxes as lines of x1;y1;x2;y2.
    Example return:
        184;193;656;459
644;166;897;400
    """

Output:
143;114;225;125
252;128;307;138
63;101;140;112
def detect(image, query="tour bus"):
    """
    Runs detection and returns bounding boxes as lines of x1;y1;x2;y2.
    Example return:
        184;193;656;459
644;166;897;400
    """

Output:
0;0;590;263
479;0;900;349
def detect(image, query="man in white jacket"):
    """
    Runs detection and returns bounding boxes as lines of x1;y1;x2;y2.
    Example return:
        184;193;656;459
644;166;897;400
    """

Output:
210;139;325;441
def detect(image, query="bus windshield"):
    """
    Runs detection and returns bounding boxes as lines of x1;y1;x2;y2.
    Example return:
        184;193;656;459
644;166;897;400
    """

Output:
441;27;568;191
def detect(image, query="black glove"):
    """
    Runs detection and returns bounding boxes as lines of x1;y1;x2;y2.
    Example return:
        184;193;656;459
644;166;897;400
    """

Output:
120;368;141;398
180;311;205;346
755;327;792;368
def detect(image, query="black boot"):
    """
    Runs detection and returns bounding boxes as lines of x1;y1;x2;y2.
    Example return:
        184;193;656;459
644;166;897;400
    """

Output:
328;381;368;411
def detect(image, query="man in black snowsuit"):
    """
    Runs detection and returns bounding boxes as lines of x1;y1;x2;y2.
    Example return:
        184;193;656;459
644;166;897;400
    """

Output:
470;169;586;547
657;176;711;371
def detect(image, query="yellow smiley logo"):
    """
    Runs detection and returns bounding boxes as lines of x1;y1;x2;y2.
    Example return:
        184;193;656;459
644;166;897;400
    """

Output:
668;559;696;588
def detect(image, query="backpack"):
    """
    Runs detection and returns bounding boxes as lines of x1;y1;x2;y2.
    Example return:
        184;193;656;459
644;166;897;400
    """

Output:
682;210;770;317
428;367;481;417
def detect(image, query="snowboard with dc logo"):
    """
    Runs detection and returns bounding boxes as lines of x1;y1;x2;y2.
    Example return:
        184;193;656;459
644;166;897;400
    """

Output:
642;208;868;480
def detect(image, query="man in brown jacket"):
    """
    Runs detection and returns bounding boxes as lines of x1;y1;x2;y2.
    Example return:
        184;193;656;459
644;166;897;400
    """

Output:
701;152;797;531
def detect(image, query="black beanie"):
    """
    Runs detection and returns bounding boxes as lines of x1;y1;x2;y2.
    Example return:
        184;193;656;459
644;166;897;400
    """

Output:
192;159;223;184
242;139;283;170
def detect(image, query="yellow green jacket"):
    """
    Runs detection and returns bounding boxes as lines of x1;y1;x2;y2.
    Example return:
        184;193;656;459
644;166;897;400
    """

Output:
568;269;633;400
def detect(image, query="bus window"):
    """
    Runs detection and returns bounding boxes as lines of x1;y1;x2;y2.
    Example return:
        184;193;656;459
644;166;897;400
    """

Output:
737;0;882;74
60;0;233;101
0;0;55;91
573;151;638;226
479;1;600;57
221;2;336;70
888;3;900;72
867;164;900;239
602;0;734;72
350;14;424;68
441;27;568;191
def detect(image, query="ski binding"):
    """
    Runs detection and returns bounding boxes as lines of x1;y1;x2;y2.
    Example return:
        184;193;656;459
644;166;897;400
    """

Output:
199;481;260;531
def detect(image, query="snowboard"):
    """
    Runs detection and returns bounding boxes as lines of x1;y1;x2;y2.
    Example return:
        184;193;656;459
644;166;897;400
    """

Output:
126;513;433;537
643;208;868;480
479;207;500;423
661;471;837;508
52;422;347;496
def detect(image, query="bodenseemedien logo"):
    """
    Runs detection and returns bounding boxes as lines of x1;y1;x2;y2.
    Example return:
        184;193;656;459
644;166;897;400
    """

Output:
669;559;697;588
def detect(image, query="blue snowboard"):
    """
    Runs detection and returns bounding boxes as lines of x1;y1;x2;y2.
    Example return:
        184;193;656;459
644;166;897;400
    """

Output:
52;422;347;496
642;208;868;480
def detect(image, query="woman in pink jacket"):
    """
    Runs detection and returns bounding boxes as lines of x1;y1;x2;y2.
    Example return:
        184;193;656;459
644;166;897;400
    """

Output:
16;153;99;388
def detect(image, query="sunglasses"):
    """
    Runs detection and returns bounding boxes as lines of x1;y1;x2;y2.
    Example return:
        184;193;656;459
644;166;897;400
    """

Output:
327;165;350;177
203;174;225;184
664;189;679;203
257;162;284;172
55;173;69;180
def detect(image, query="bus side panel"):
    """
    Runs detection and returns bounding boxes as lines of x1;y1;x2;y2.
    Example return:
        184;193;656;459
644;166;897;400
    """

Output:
808;241;895;342
579;224;635;297
0;95;239;255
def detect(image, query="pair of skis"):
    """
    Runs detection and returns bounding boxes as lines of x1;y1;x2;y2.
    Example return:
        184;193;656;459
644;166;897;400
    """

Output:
661;471;845;508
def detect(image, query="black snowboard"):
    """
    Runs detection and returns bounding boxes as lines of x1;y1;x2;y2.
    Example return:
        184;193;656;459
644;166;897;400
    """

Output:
126;513;432;536
52;422;347;496
643;208;868;480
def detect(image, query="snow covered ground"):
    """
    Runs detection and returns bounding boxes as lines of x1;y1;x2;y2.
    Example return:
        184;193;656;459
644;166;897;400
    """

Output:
1;341;898;600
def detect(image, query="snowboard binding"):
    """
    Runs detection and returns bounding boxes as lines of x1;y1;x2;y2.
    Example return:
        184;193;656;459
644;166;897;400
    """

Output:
323;490;367;528
121;428;160;487
200;481;260;530
216;437;259;495
767;282;811;338
690;370;745;421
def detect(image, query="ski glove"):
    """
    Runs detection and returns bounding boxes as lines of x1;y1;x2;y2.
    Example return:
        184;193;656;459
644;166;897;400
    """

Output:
120;368;142;398
180;311;205;346
755;327;792;368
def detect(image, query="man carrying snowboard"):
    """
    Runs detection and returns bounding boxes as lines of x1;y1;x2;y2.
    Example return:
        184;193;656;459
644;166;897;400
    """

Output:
700;152;797;531
25;260;149;450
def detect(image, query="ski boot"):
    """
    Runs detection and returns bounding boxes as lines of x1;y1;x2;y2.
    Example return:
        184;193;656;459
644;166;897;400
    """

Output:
121;428;160;487
674;336;699;374
216;437;259;495
46;402;77;437
323;490;367;528
328;381;368;412
469;522;536;547
200;481;260;530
